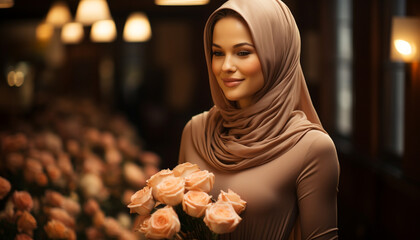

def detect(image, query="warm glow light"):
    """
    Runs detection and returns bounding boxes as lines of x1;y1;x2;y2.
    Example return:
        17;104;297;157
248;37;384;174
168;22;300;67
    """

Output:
155;0;209;6
7;71;15;87
123;12;152;42
15;71;24;87
75;0;112;26
46;1;72;27
394;39;413;55
7;71;24;87
36;22;54;42
0;0;14;8
91;19;116;42
390;17;420;62
62;22;84;44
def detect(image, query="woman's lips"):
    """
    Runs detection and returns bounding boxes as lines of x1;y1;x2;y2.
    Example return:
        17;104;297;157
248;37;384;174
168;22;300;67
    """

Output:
222;78;243;88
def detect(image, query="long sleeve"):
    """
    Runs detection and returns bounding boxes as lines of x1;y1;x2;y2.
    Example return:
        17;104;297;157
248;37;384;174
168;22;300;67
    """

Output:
296;133;340;240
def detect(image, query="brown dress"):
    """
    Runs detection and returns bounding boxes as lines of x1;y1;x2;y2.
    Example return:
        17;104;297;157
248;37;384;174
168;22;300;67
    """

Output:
179;113;339;240
178;0;339;239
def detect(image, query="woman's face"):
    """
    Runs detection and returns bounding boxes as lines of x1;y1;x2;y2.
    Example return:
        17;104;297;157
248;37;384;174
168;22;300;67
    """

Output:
211;16;264;109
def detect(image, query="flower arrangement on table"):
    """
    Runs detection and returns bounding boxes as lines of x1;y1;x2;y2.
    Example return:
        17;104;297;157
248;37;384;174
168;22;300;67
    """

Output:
127;162;247;240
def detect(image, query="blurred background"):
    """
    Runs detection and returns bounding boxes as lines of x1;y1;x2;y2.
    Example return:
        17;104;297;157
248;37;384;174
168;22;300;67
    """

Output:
0;0;419;239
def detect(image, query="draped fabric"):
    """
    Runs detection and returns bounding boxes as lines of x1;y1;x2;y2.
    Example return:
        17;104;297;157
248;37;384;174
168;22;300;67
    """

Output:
190;0;325;172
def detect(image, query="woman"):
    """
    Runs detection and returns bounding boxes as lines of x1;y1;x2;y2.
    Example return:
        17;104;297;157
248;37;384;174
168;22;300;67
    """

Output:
178;0;339;239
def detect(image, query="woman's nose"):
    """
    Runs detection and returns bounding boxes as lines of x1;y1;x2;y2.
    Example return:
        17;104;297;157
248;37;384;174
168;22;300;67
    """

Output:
221;55;236;72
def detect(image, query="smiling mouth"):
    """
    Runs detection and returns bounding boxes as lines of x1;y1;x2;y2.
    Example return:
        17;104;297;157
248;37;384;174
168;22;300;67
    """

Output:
222;78;243;88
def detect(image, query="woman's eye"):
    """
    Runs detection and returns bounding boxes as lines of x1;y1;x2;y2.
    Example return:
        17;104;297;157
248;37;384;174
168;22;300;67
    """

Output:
237;51;251;56
212;51;224;57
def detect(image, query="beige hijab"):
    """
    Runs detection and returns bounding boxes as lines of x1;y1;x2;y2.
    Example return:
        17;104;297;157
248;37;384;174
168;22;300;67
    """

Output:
189;0;325;172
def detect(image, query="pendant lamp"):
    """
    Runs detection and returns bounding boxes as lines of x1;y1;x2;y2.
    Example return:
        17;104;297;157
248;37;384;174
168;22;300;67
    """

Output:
91;19;117;42
75;0;112;26
0;0;13;8
62;22;84;44
123;12;152;42
36;22;54;42
46;1;72;27
155;0;209;6
390;17;420;62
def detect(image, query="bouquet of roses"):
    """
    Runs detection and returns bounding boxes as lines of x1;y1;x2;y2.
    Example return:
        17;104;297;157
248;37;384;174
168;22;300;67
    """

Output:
127;162;246;240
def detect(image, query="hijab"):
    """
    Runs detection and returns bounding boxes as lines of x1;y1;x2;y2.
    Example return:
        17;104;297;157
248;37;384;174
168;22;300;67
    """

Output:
188;0;326;172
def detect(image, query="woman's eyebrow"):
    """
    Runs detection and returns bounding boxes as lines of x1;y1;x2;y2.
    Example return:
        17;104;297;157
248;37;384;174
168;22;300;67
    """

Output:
233;42;254;48
212;42;254;48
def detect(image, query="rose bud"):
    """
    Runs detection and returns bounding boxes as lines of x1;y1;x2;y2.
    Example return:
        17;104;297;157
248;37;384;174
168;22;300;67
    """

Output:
139;206;180;240
13;191;33;211
93;210;106;228
17;211;37;234
127;186;155;216
14;233;33;240
155;177;185;206
173;162;200;178
123;162;146;188
144;165;159;179
44;220;71;239
85;227;105;240
182;190;211;218
217;189;247;215
83;199;100;216
44;190;64;207
103;217;123;237
62;198;81;217
47;208;75;229
139;151;161;166
204;201;242;234
122;190;135;206
185;170;215;193
0;176;11;199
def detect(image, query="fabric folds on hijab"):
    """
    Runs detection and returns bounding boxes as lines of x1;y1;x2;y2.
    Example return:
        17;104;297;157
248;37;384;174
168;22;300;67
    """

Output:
190;0;325;172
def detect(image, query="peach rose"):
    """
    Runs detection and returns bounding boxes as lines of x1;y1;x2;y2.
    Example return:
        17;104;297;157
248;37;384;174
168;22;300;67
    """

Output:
23;159;43;183
173;162;200;178
139;151;161;166
138;206;180;239
57;153;74;176
127;186;155;216
46;165;62;183
45;190;64;207
85;227;105;240
48;208;75;228
66;139;80;157
155;177;185;206
218;189;247;215
182;190;211;218
13;191;33;211
123;162;146;188
44;220;71;239
147;169;174;199
6;152;24;172
204;201;242;234
84;199;100;216
62;198;81;217
0;176;11;199
17;211;37;234
14;233;33;240
117;213;132;229
93;210;106;227
79;173;104;198
105;147;122;165
103;217;123;237
185;170;215;193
